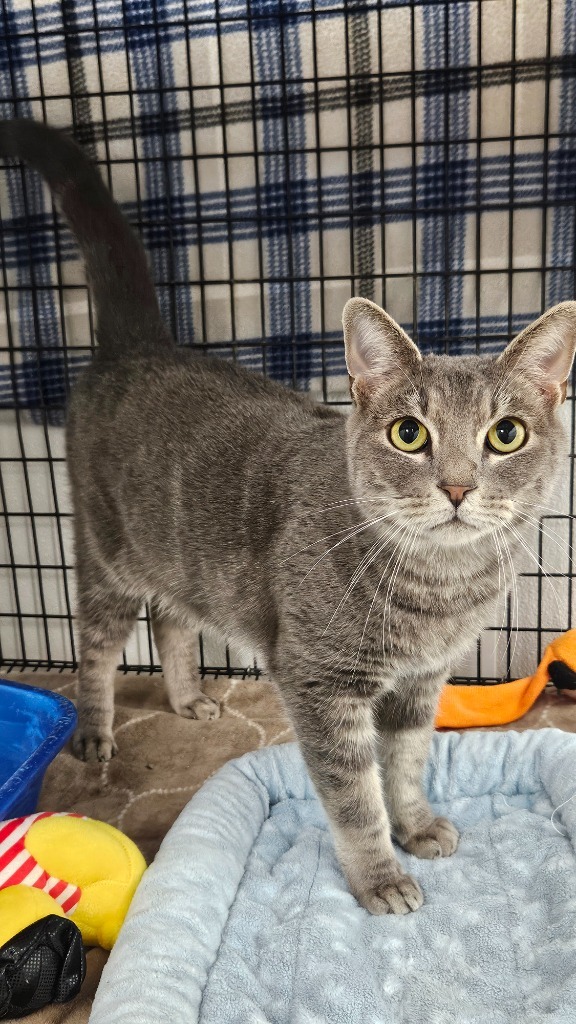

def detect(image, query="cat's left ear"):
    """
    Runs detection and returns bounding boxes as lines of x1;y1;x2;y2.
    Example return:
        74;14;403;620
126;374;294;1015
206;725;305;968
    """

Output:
497;302;576;404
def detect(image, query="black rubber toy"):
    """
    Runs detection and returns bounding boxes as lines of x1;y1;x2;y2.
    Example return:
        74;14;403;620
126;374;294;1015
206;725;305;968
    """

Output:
548;660;576;692
0;915;85;1020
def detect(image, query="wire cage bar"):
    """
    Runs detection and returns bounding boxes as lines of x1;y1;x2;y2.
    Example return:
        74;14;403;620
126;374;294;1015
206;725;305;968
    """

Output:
1;0;576;681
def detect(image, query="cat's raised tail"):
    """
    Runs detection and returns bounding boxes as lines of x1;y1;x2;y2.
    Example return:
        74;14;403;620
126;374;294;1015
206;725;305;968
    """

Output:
0;119;174;359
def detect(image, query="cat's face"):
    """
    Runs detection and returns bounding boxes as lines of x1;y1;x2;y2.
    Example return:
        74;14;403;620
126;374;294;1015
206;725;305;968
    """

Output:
343;299;576;550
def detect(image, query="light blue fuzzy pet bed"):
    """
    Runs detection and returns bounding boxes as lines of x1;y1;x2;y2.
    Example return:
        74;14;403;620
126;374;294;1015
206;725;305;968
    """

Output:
90;730;576;1024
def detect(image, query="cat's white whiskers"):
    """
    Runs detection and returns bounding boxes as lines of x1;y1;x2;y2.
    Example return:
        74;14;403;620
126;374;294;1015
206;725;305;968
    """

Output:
321;524;404;639
504;521;566;626
513;500;576;552
513;509;573;561
502;527;521;670
496;526;519;671
296;512;403;585
316;521;411;677
321;522;414;685
392;526;420;644
319;542;388;652
298;496;391;518
506;512;569;577
348;522;414;682
382;523;419;653
513;498;575;519
492;527;509;657
282;510;397;569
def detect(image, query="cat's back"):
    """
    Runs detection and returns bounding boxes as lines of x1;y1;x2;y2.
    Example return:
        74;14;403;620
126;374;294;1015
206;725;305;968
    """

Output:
67;348;344;482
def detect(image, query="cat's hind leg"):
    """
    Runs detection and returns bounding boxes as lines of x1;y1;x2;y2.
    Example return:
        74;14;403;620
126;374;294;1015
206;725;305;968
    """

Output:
72;586;141;762
151;611;220;721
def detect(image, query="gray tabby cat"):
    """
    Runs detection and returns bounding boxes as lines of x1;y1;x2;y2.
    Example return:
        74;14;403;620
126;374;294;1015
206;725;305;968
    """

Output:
2;119;575;916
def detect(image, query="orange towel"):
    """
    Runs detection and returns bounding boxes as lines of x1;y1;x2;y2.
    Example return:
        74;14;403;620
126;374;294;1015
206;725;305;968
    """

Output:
435;629;576;729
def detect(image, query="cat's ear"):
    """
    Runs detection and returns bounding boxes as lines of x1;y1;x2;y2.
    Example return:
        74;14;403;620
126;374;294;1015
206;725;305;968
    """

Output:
497;302;576;404
342;298;421;400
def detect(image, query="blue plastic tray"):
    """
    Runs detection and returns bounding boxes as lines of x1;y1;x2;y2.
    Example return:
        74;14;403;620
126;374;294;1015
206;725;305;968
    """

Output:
0;677;77;819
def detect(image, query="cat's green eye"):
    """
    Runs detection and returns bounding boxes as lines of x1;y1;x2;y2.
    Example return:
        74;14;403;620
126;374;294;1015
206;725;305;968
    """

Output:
390;418;429;453
486;417;526;454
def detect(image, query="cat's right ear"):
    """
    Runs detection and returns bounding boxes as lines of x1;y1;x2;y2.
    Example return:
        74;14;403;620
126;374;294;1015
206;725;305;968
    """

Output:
342;298;421;403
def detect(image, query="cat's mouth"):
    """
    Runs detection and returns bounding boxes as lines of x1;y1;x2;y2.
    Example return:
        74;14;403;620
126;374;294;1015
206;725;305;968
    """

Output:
433;518;473;529
430;502;516;535
430;513;480;533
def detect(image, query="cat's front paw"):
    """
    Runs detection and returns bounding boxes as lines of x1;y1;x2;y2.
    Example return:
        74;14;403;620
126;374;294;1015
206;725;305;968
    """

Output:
353;868;424;915
72;728;117;762
400;816;459;859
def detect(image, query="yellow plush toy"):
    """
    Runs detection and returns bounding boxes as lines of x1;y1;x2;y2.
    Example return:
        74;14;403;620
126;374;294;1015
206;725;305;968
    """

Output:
0;812;146;950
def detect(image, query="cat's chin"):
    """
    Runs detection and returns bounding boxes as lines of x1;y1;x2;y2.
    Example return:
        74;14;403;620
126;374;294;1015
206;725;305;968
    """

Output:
426;517;489;547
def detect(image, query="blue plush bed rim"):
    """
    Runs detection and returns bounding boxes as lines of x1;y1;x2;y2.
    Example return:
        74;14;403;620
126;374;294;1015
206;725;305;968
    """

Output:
90;730;576;1024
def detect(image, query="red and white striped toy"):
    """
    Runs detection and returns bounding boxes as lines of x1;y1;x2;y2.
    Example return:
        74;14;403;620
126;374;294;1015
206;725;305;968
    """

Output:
0;812;82;915
0;808;146;951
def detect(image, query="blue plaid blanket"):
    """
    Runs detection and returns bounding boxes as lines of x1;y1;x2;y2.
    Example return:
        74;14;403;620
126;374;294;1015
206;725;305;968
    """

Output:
1;0;576;420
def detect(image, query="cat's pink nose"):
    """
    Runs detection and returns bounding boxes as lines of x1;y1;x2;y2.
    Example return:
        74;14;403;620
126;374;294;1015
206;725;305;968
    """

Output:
439;483;475;508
